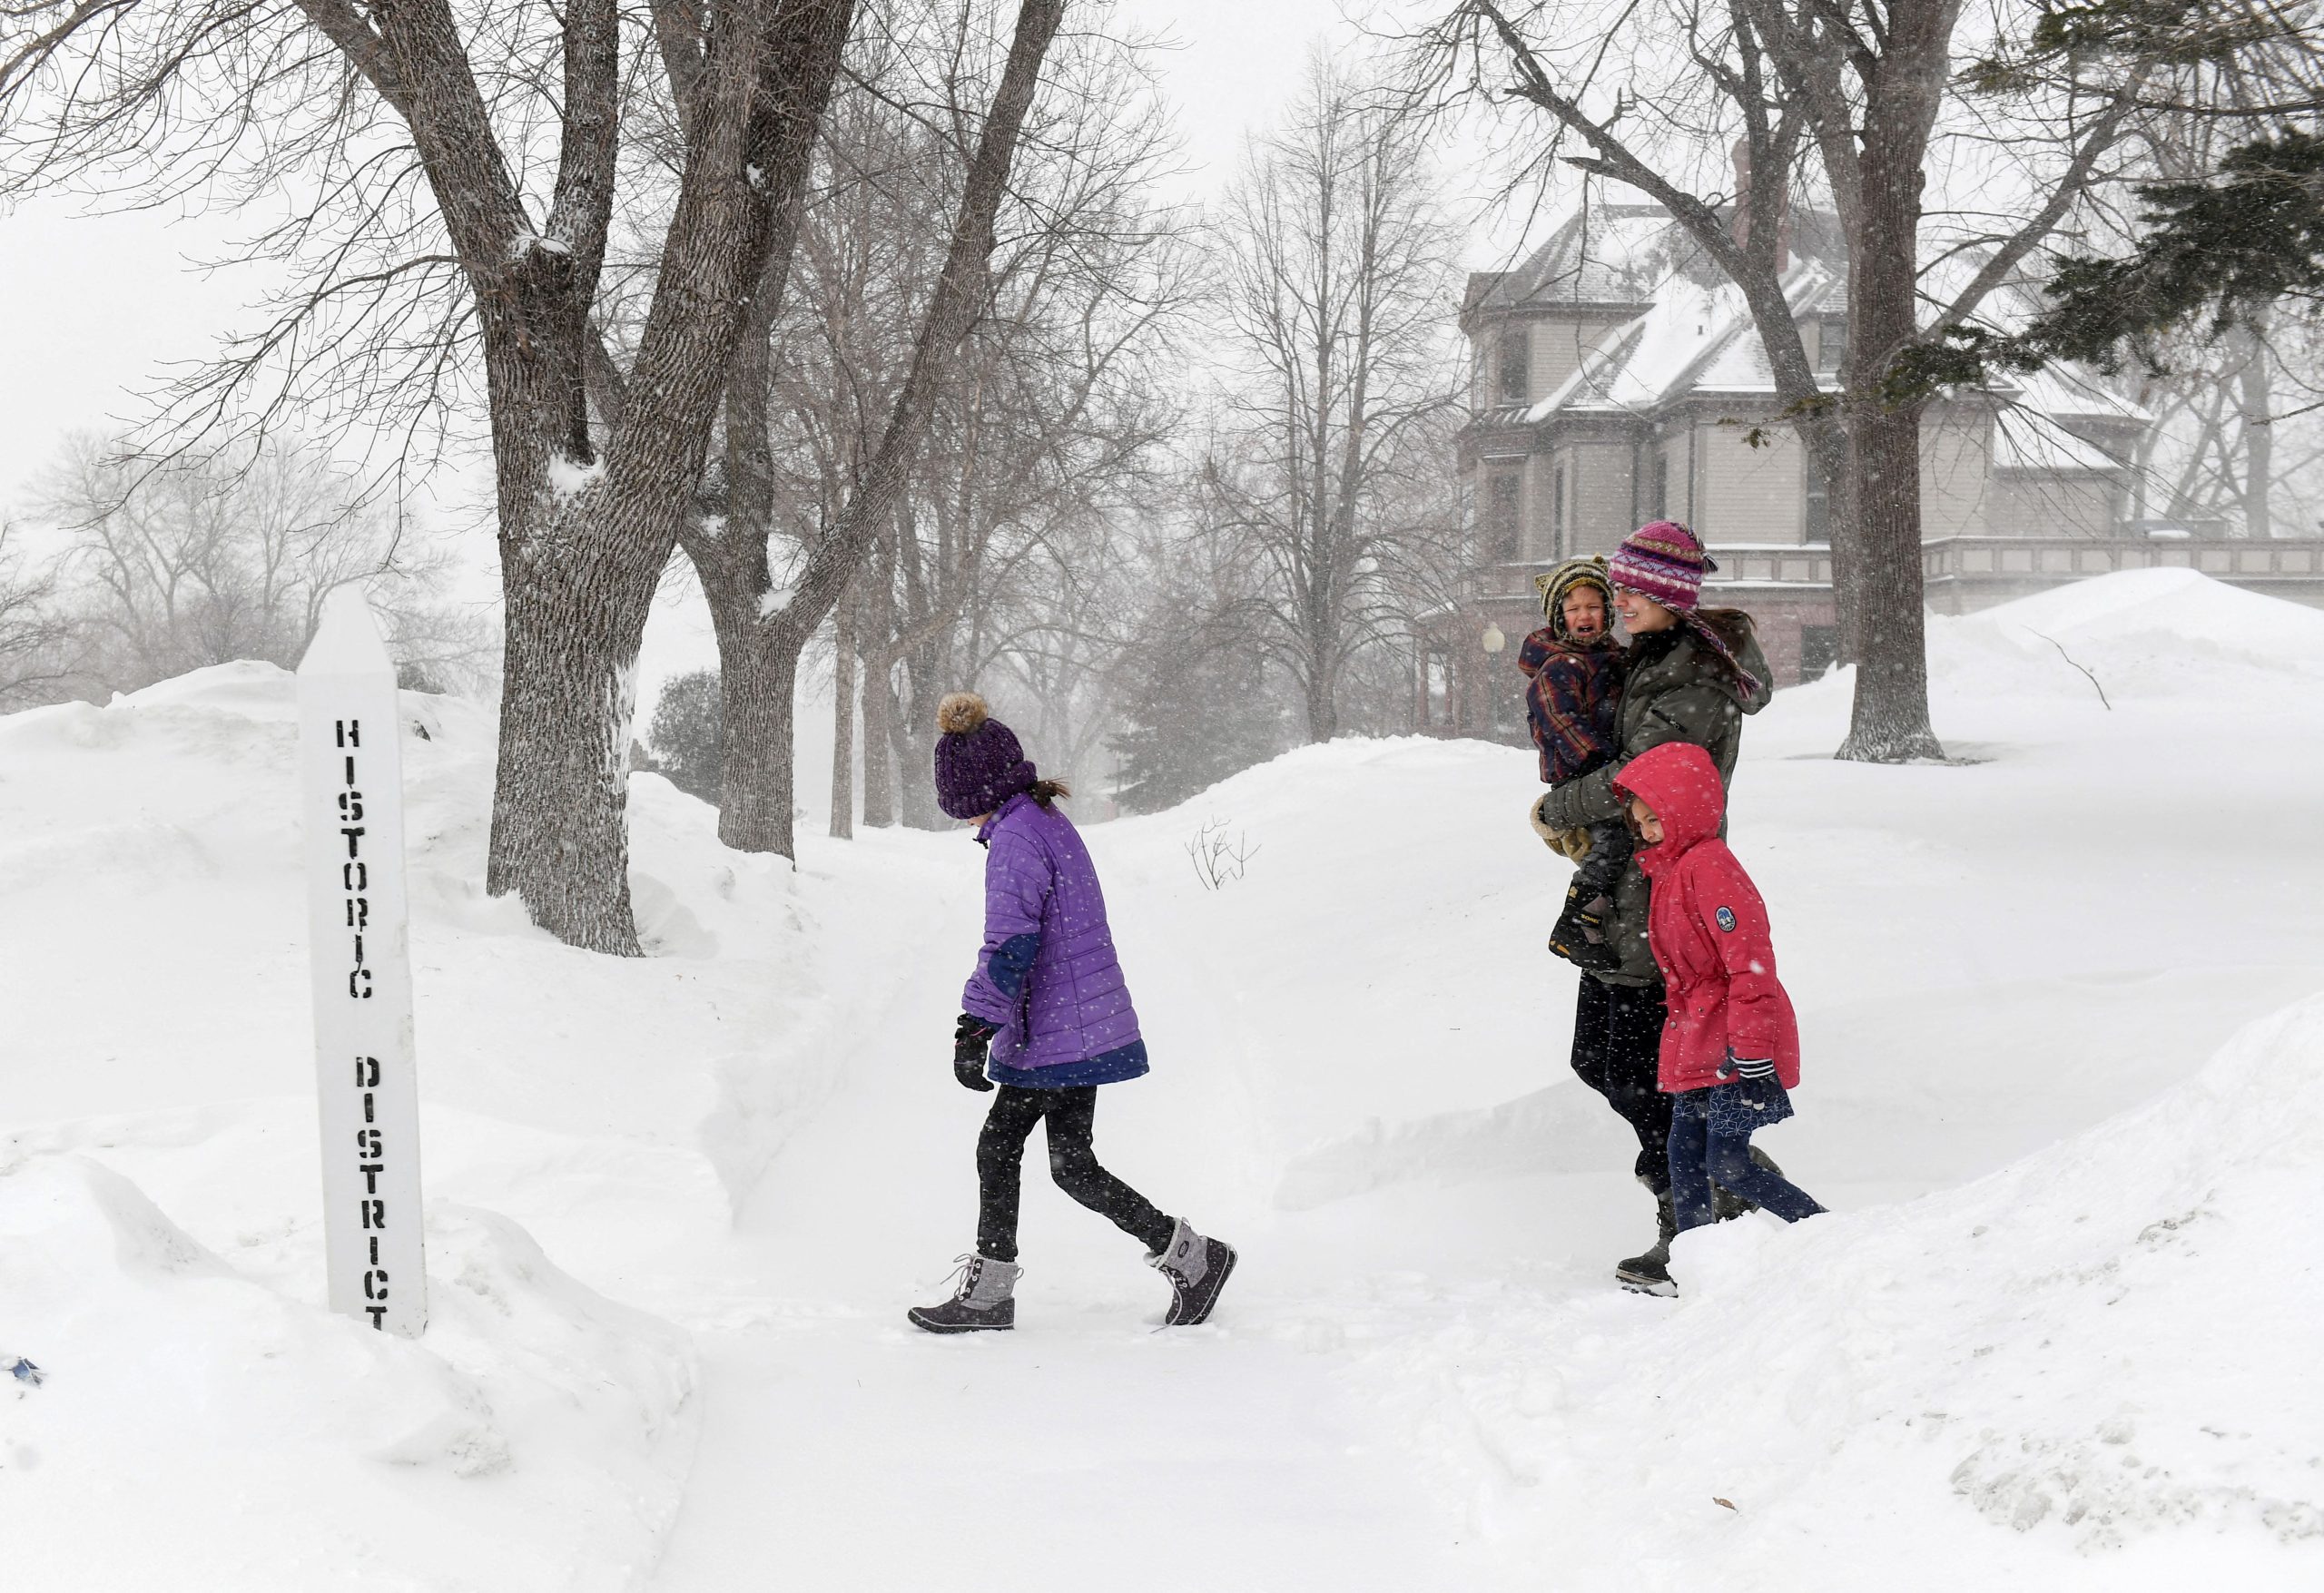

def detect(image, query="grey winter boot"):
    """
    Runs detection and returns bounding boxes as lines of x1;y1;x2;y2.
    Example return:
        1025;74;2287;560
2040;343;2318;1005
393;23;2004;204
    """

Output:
907;1254;1021;1333
1149;1218;1237;1326
1615;1189;1679;1296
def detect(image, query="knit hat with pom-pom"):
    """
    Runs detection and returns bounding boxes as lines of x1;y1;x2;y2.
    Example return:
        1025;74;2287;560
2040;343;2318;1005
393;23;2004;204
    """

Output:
932;692;1038;820
1608;520;1717;613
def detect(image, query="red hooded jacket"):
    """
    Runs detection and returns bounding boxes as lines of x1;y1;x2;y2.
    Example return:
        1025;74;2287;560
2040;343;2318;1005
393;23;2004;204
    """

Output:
1613;741;1801;1094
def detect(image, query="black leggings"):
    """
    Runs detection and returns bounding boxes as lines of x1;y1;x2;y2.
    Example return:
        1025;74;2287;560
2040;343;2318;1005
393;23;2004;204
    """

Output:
1569;975;1675;1195
975;1085;1176;1263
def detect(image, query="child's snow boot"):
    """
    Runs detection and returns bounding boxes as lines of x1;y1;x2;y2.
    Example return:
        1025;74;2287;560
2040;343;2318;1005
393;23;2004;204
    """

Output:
1149;1218;1236;1326
1710;1145;1786;1222
907;1254;1021;1333
1548;889;1620;971
1615;1190;1679;1296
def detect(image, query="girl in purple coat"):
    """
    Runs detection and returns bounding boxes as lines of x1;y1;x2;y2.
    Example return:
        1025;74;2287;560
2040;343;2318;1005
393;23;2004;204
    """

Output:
908;693;1236;1334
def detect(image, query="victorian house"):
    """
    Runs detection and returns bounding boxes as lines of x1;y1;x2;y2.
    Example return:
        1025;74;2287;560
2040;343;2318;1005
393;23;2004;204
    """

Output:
1422;198;2324;737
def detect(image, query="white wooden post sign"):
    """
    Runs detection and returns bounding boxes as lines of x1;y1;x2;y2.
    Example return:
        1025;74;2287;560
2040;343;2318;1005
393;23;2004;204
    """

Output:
297;588;428;1337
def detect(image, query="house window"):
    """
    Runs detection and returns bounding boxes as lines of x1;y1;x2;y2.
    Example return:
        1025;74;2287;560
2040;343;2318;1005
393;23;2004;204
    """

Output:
1804;466;1830;542
1800;625;1839;679
1497;331;1530;406
1647;449;1669;521
1484;469;1522;562
1551;464;1568;557
1817;319;1847;376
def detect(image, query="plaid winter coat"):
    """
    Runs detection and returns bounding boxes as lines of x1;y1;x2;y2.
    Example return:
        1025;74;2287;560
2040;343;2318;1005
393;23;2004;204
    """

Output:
1516;626;1621;785
961;792;1148;1088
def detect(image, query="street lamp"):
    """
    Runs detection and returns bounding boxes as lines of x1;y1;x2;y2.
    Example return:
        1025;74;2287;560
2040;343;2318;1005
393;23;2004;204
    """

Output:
1479;621;1505;733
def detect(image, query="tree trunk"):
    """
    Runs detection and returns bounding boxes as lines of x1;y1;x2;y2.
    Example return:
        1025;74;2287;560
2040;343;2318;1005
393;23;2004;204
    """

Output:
1837;396;1940;758
861;644;896;826
884;675;921;824
1837;64;1945;763
860;535;898;826
1302;650;1339;742
703;609;795;851
829;580;856;838
896;646;943;827
486;545;658;953
891;507;940;827
2234;318;2273;539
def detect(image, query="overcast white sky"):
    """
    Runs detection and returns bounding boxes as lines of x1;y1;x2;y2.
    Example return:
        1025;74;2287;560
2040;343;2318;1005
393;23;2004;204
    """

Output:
0;0;1428;516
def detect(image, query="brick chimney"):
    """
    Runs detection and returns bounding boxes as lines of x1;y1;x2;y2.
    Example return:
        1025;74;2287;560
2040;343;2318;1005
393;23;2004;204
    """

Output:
1730;137;1792;273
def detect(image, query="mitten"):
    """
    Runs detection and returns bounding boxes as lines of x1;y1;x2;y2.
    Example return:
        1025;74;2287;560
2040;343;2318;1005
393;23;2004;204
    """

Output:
1528;794;1561;847
1528;798;1595;861
953;1013;999;1092
1721;1048;1777;1082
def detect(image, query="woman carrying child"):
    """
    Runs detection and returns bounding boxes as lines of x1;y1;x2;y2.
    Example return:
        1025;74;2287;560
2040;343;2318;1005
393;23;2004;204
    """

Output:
908;692;1236;1334
1611;738;1826;1294
1532;521;1775;1293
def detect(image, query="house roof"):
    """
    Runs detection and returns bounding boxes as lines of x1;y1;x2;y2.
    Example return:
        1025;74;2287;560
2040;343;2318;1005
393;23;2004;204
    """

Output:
1527;263;1838;420
1990;400;2135;473
1990;359;2149;429
1470;204;1692;313
1503;200;2148;450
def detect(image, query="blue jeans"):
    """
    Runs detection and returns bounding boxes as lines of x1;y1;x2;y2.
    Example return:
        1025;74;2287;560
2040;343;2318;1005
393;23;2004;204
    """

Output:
1667;1080;1825;1231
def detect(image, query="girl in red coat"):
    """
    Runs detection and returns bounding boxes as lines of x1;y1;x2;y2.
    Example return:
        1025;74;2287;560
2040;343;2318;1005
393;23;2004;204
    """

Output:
1612;740;1826;1245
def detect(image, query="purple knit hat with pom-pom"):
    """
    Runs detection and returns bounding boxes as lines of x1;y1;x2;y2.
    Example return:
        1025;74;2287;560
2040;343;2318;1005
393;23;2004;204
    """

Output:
932;693;1038;821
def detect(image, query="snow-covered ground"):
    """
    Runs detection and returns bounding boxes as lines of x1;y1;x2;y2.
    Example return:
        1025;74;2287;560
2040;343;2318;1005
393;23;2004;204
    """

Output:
2;567;2319;1589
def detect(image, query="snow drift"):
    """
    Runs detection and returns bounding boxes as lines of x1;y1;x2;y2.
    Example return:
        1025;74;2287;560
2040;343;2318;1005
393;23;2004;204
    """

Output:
0;1151;694;1591
1338;992;2324;1589
0;663;894;1264
0;662;927;1588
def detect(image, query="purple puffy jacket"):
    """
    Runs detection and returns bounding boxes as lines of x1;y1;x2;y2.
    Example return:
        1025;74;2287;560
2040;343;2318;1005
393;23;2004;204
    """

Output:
960;792;1148;1088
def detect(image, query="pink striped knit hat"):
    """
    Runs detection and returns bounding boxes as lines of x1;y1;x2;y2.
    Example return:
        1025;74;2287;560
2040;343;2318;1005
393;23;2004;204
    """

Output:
1607;520;1717;612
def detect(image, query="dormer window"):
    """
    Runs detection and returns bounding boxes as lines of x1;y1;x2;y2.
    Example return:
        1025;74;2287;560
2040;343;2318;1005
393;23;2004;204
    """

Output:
1817;319;1847;376
1497;330;1530;406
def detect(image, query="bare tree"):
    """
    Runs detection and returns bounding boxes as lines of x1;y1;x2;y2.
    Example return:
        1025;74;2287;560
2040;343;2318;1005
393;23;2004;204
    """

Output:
1209;51;1459;744
855;72;1194;831
3;0;858;952
33;432;485;695
1894;2;2324;537
672;0;1066;860
665;2;1182;844
2104;308;2324;537
1105;497;1294;812
0;523;78;707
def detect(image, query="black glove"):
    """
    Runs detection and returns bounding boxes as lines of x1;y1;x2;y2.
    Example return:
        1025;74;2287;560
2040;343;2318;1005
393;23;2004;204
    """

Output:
952;1012;999;1092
